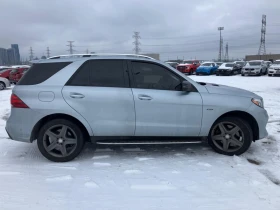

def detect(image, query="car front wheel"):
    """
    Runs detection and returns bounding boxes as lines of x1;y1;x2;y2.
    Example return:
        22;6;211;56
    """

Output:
208;117;253;156
37;119;85;162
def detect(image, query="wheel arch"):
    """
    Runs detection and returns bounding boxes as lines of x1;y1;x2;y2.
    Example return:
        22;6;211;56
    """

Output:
30;113;91;142
211;111;259;141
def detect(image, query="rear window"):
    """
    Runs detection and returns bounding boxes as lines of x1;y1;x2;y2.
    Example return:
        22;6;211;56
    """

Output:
17;62;71;85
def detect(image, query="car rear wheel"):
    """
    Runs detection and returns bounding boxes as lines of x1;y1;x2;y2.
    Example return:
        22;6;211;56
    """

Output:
0;82;5;90
208;117;253;156
37;119;85;162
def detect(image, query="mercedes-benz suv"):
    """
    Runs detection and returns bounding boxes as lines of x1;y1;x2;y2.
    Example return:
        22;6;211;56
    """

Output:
6;54;268;162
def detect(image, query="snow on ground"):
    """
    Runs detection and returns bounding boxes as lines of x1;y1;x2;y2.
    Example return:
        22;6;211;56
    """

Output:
0;75;280;210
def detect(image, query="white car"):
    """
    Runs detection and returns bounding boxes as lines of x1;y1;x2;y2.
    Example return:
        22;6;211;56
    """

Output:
0;77;11;90
268;60;280;76
241;60;267;76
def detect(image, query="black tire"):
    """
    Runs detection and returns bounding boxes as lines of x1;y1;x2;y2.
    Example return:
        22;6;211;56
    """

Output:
0;82;5;90
188;69;193;75
37;119;85;162
241;74;244;76
268;74;272;77
196;72;199;76
216;73;219;76
208;117;253;156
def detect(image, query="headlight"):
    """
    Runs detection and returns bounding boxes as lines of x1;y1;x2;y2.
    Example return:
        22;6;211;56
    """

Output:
252;98;263;108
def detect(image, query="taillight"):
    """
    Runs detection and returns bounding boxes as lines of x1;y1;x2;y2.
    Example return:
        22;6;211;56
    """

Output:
11;94;29;108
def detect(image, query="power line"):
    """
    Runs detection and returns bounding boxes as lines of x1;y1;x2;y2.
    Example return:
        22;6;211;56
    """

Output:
29;47;34;61
132;32;141;54
67;41;75;54
46;47;50;58
258;14;266;55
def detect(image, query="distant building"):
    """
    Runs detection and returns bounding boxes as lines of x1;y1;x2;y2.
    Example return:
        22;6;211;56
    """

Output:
7;48;16;65
0;48;8;65
11;44;20;64
245;54;280;62
142;53;160;60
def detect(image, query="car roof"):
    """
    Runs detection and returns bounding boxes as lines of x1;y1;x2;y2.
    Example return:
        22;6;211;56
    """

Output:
249;60;263;62
33;54;157;64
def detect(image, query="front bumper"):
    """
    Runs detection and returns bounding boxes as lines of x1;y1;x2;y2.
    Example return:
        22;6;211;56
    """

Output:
242;70;261;75
247;104;269;140
216;70;232;75
196;71;211;75
268;69;280;76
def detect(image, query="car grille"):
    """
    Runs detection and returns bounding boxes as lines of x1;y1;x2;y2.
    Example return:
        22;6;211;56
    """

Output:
177;66;185;71
244;68;255;71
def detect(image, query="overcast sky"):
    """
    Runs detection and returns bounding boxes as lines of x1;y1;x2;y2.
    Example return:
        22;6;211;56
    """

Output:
0;0;280;61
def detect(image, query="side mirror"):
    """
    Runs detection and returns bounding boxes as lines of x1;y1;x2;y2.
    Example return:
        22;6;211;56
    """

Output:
182;81;193;92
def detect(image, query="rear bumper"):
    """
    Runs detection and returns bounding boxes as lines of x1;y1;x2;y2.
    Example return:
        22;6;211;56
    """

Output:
5;108;43;143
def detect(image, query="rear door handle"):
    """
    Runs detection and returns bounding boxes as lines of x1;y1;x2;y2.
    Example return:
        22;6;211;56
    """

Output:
70;93;85;99
138;94;153;100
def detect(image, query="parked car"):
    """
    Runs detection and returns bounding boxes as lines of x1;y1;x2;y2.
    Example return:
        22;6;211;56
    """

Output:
264;61;272;68
9;67;29;84
14;68;29;83
233;61;245;73
6;54;268;162
176;60;200;75
165;61;179;69
0;77;11;90
216;62;223;66
216;63;239;76
268;60;280;76
0;68;14;79
196;62;219;75
241;60;267;76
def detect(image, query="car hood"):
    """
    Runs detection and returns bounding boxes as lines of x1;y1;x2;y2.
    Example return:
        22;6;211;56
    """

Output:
178;64;191;66
198;66;212;69
197;82;259;98
218;66;232;70
270;64;280;68
244;65;261;68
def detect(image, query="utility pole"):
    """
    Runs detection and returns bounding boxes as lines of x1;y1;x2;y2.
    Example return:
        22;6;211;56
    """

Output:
221;38;224;61
258;14;266;55
225;43;229;61
218;27;224;62
67;41;75;54
29;47;34;61
46;47;50;58
132;32;141;54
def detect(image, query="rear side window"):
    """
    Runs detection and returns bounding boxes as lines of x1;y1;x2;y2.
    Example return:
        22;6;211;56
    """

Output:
17;62;71;85
67;60;127;88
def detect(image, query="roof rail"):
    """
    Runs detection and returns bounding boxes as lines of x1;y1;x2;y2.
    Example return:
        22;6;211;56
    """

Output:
48;53;155;60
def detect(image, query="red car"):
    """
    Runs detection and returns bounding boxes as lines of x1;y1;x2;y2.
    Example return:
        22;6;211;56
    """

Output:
0;68;14;79
176;60;200;75
15;68;29;83
9;67;29;84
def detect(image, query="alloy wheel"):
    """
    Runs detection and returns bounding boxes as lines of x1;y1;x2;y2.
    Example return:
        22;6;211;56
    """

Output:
0;82;4;90
43;124;78;157
211;122;244;152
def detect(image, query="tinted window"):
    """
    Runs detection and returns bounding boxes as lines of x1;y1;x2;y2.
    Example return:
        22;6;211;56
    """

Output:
131;61;181;91
67;62;90;86
225;64;234;67
90;60;126;87
202;63;212;66
17;62;71;85
67;60;126;87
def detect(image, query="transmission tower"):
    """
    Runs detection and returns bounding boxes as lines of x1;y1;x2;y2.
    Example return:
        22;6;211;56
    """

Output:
86;49;89;54
29;47;34;61
46;47;50;58
258;14;266;55
132;32;141;54
221;38;224;61
225;43;229;61
67;41;75;54
218;27;224;61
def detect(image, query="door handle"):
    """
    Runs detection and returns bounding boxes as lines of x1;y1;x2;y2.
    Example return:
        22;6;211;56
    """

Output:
138;94;152;100
70;93;85;99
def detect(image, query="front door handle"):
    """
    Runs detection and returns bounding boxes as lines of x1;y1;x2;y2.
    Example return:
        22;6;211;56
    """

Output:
138;94;153;101
70;93;85;99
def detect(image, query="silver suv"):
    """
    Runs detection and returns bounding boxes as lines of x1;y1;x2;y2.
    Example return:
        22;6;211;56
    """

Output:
6;54;268;162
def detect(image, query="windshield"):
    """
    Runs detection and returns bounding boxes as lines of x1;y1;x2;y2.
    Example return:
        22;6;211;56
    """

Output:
248;62;261;66
225;64;234;67
201;63;212;66
11;69;18;73
273;61;280;64
183;61;193;64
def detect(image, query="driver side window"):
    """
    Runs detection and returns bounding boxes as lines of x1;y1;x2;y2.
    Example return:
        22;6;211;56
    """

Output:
131;61;182;91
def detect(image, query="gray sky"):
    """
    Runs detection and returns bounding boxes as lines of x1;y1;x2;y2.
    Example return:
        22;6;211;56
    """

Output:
0;0;280;61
